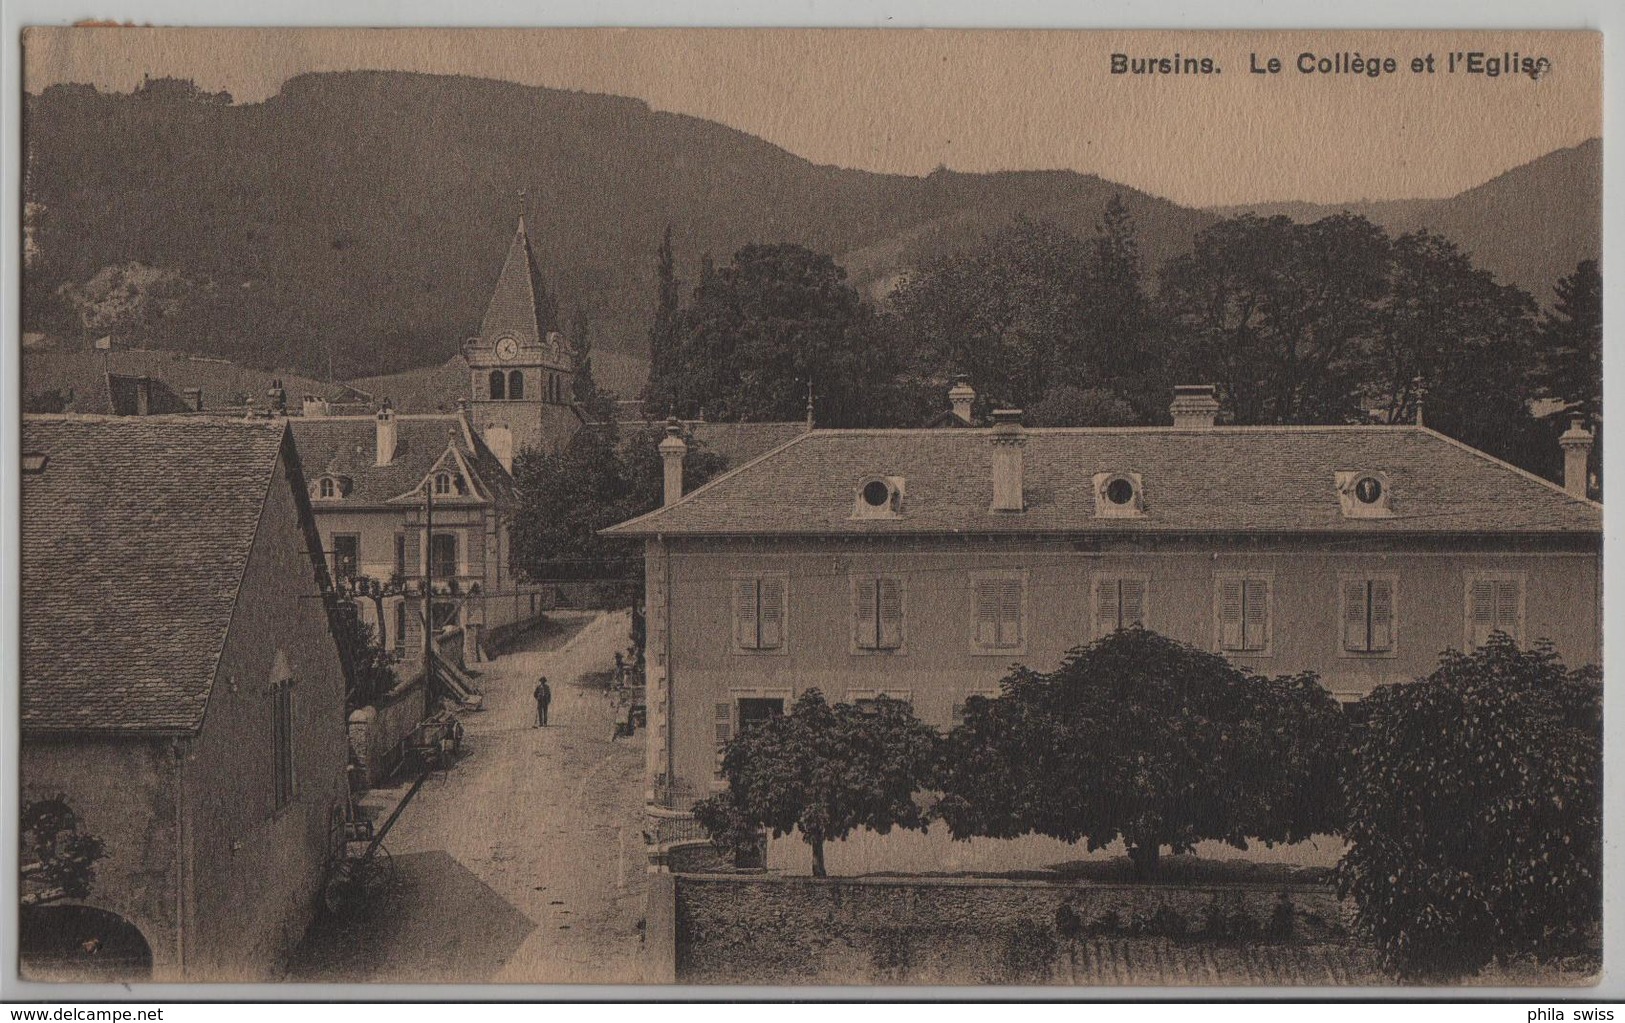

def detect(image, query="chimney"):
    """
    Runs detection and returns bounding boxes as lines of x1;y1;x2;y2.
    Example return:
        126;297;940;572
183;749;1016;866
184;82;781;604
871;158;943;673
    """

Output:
1170;384;1221;429
182;387;203;412
266;379;287;417
989;408;1026;513
375;401;398;467
659;418;688;506
1559;417;1594;499
302;395;329;418
949;374;976;425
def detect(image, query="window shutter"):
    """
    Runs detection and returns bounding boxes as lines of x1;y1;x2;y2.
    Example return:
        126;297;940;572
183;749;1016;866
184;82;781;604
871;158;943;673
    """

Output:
1469;579;1496;646
1242;578;1269;650
758;577;786;649
998;579;1023;647
878;578;904;649
1095;579;1121;636
1494;579;1520;638
403;529;421;575
1218;578;1244;650
854;578;879;649
1343;580;1368;651
713;702;733;776
1370;580;1394;651
974;580;999;646
1120;579;1146;629
733;579;759;649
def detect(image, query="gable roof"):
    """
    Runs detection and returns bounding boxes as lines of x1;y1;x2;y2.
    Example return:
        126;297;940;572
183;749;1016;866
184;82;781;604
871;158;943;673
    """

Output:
604;425;1600;538
20;416;292;734
289;413;516;508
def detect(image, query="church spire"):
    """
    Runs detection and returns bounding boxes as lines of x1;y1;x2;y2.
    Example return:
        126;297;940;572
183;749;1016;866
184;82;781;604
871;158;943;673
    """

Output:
478;201;559;349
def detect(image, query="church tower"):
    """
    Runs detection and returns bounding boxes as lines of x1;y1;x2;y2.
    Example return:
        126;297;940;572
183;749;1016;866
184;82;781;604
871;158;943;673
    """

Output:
463;212;579;468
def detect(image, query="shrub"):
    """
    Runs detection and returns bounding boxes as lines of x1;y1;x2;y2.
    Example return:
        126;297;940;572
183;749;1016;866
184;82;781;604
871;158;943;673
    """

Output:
1337;636;1601;981
1266;891;1296;943
1198;891;1260;944
934;627;1345;876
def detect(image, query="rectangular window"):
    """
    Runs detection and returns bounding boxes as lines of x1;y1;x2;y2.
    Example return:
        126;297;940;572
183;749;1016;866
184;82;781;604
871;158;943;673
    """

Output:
845;689;913;713
1216;575;1271;653
853;576;904;651
1342;578;1396;654
394;601;408;653
715;696;785;779
1094;575;1148;636
952;690;1000;727
732;575;787;651
1467;575;1524;647
429;532;457;581
972;572;1026;652
394;533;407;579
272;680;295;810
331;534;360;582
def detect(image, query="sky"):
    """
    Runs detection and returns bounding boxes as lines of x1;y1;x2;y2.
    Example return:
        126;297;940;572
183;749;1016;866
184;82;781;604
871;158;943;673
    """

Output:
23;27;1602;207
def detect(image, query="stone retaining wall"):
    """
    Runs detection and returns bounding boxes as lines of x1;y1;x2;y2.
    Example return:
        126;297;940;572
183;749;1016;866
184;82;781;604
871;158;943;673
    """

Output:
663;873;1377;986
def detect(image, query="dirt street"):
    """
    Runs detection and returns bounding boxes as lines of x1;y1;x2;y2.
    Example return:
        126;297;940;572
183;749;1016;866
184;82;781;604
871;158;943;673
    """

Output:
288;610;652;985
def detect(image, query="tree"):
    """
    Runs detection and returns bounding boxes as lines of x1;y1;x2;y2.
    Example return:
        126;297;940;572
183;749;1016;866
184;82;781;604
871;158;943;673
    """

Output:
1337;636;1601;981
1535;259;1602;417
1159;214;1390;425
934;628;1345;877
643;226;683;416
1027;385;1140;427
645;243;898;426
330;596;399;710
568;304;618;424
20;796;107;907
693;690;940;877
508;422;727;587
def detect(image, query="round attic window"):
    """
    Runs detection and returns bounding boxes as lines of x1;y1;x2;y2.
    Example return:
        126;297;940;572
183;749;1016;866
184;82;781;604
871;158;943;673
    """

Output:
861;479;892;508
1105;477;1136;505
1354;476;1384;504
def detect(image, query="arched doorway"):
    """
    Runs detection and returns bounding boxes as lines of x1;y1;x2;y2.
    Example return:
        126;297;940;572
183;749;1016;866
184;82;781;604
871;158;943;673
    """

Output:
19;904;153;982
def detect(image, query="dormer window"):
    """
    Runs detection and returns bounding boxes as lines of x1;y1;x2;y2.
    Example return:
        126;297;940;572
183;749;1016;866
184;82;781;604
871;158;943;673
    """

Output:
434;472;453;497
1336;471;1394;518
311;474;350;501
852;475;905;520
1092;472;1145;518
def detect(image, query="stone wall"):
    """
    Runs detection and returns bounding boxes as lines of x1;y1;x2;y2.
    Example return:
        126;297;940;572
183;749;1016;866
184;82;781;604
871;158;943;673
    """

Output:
664;874;1377;986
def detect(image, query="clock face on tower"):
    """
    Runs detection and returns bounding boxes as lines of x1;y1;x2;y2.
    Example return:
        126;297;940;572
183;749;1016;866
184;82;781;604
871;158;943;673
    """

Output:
495;336;520;362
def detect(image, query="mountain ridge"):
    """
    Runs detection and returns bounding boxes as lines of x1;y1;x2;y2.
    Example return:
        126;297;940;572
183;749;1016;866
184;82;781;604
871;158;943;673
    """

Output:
23;71;1599;396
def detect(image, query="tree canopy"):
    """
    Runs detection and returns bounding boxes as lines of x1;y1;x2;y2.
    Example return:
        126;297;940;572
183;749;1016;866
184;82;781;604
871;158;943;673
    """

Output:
642;242;900;427
1337;636;1602;981
693;690;939;877
933;627;1345;877
508;423;728;587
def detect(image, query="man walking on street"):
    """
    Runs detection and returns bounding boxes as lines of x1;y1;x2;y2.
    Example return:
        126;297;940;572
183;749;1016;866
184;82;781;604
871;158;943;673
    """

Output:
533;676;552;727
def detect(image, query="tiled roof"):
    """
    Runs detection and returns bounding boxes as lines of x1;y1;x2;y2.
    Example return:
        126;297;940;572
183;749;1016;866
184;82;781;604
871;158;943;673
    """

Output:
480;217;553;351
604;425;1601;537
20;416;290;734
289;414;515;508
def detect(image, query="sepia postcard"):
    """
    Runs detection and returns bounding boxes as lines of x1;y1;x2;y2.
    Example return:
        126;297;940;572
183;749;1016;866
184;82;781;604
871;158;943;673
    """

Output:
9;26;1604;993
